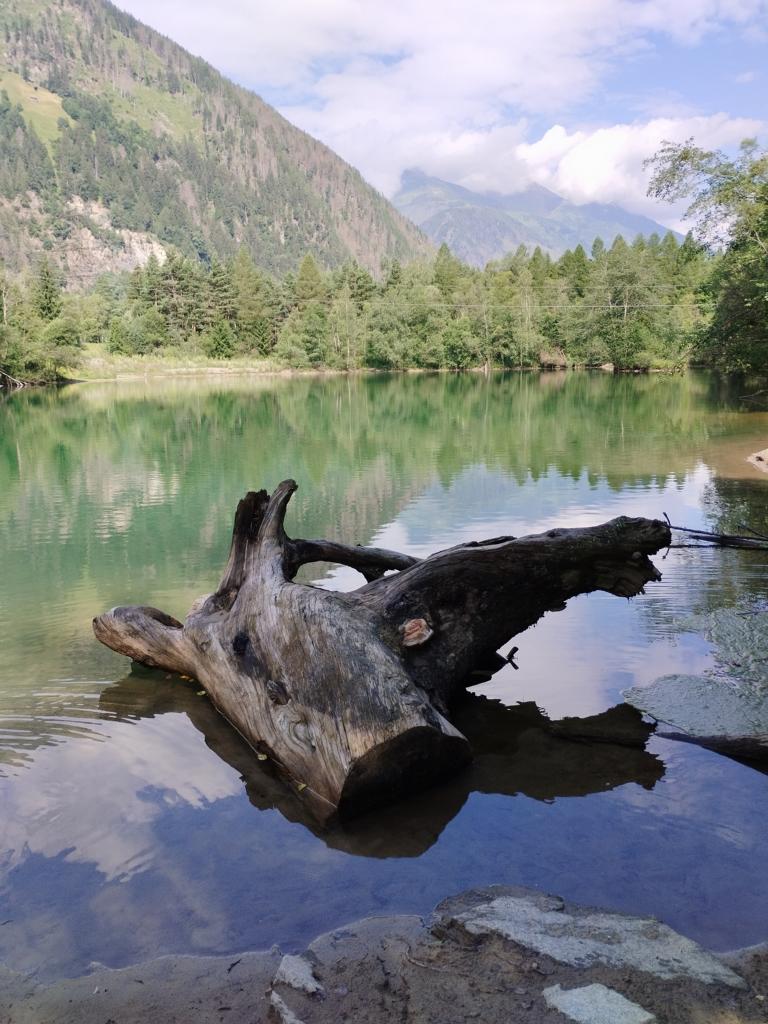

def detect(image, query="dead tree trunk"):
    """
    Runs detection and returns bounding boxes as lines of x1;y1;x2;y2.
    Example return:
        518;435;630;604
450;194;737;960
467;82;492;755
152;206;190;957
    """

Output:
93;480;670;818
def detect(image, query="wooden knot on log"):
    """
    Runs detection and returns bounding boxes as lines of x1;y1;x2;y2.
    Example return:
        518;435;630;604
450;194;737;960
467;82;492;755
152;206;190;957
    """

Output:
266;679;289;705
401;618;434;647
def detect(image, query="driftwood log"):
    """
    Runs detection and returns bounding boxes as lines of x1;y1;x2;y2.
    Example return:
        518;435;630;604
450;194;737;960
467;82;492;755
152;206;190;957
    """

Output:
93;480;670;818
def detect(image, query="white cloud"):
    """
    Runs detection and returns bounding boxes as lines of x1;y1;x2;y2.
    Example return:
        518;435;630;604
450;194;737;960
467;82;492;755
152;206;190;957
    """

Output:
734;69;761;82
516;113;765;226
117;0;768;215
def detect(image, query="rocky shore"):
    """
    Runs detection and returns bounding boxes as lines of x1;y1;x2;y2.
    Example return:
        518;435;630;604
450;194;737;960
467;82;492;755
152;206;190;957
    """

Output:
2;886;767;1024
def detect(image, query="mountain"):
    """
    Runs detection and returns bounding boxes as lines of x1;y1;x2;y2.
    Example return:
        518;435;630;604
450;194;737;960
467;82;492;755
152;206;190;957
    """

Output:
0;0;429;284
393;169;679;267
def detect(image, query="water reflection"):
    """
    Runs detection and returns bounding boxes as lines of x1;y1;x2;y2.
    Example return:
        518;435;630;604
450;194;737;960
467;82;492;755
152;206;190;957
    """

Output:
2;371;768;979
98;670;664;858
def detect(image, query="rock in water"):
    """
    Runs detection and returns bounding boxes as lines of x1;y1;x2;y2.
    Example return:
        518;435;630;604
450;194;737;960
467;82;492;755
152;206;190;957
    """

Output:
624;606;768;761
433;886;744;987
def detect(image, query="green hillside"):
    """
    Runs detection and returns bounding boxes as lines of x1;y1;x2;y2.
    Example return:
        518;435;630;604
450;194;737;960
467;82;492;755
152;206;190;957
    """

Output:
0;0;429;283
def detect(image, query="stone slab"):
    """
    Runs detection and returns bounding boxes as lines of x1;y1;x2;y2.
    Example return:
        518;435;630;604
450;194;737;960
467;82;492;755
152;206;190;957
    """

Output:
274;953;324;995
543;982;656;1024
434;886;744;987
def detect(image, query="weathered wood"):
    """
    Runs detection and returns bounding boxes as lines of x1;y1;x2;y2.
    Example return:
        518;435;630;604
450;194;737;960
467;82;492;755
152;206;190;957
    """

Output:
669;522;768;550
0;368;25;389
93;480;670;817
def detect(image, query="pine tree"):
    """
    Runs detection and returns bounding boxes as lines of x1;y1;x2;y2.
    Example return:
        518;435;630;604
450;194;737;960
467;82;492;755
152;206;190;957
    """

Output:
32;258;63;322
143;255;165;309
231;247;278;353
434;243;463;298
294;255;325;308
559;245;590;298
208;260;237;323
203;319;236;359
384;259;402;290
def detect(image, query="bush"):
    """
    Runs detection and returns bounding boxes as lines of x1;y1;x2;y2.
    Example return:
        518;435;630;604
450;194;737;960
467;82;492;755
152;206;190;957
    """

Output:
442;319;480;369
2;324;77;383
274;304;330;367
106;318;131;354
106;310;170;354
130;309;169;353
42;316;80;348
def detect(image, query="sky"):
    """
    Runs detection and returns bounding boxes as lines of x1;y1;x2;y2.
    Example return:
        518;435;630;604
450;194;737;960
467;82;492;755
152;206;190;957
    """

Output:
117;0;768;228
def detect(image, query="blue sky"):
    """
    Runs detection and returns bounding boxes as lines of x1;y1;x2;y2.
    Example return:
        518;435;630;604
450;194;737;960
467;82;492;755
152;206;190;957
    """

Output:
578;29;766;125
117;0;767;227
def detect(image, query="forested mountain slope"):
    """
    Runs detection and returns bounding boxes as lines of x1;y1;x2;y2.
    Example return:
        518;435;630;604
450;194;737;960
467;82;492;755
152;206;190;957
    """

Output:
394;170;678;267
0;0;429;283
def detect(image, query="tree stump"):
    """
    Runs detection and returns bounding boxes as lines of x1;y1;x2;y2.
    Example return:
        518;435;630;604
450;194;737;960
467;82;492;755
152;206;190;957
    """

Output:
93;480;670;818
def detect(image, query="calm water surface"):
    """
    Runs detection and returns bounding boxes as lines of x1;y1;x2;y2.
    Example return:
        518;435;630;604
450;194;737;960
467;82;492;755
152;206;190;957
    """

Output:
1;370;768;980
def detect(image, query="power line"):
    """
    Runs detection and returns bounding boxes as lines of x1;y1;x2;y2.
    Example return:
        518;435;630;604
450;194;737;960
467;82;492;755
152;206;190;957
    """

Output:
356;300;705;312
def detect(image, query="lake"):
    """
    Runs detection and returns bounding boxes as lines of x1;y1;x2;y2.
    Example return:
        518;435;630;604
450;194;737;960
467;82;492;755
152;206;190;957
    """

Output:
1;369;768;982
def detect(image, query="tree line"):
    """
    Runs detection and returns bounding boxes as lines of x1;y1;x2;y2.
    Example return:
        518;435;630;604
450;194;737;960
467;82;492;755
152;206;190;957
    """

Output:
0;231;712;383
646;137;767;373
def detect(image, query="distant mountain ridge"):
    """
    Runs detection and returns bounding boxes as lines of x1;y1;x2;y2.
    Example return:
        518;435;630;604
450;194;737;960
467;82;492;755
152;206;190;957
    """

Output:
0;0;429;284
393;169;679;267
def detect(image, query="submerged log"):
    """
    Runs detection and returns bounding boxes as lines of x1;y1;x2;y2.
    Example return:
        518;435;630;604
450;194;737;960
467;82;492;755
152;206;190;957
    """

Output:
93;480;670;817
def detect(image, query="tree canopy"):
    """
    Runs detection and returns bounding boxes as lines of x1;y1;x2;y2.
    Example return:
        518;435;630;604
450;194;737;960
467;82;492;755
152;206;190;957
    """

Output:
646;137;768;372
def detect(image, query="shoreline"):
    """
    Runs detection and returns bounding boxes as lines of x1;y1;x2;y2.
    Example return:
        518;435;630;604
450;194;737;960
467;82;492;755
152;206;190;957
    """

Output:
2;350;709;390
7;360;581;388
2;886;767;1024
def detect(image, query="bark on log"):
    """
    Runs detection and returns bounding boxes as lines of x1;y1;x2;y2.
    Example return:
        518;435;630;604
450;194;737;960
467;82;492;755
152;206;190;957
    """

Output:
93;480;670;818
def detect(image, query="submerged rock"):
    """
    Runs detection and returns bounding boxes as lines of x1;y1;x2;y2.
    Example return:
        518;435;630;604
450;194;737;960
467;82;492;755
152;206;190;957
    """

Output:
274;953;324;995
748;447;768;474
624;606;768;760
433;886;744;987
